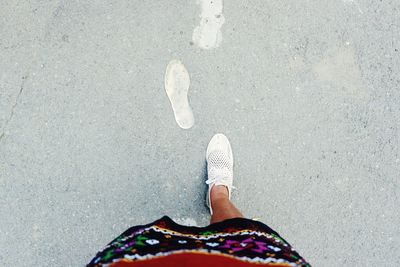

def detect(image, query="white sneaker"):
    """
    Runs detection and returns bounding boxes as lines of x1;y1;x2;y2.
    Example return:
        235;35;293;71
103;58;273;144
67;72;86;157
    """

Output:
205;133;234;215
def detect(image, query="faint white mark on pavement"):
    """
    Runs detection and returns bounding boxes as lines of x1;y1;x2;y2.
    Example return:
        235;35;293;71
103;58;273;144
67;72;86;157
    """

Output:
343;0;363;14
192;0;225;49
313;45;369;100
32;224;42;241
165;60;194;129
289;56;307;72
174;217;198;226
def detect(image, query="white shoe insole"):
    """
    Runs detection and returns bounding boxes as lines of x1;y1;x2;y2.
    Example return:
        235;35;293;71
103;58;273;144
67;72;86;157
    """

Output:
164;60;194;129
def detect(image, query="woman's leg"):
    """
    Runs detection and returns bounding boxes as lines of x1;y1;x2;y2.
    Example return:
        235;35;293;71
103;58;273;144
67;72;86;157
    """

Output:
206;133;243;223
210;185;243;224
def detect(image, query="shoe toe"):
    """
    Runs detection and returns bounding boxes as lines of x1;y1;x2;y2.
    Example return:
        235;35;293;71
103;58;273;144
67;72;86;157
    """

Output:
207;134;230;155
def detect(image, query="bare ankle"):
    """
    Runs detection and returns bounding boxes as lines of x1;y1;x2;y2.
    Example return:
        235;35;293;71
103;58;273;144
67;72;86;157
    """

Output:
210;185;229;202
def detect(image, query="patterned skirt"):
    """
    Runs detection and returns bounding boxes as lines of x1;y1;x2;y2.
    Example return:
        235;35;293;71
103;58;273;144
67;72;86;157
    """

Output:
87;216;310;267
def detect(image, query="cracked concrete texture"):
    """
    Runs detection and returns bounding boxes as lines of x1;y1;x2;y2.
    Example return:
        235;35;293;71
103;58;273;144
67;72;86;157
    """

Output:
1;0;400;266
0;75;28;141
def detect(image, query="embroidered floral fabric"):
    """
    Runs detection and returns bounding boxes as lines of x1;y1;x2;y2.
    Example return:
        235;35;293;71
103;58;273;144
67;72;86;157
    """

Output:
87;216;310;267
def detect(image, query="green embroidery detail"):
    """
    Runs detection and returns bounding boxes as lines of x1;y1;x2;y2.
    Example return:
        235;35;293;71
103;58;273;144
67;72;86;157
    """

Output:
135;235;148;246
102;250;115;261
199;231;217;236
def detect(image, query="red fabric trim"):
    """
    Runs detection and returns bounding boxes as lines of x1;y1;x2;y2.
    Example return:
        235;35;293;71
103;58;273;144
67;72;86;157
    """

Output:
110;252;294;267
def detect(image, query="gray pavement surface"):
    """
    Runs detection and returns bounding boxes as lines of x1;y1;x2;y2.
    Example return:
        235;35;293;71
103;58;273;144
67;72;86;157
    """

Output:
1;0;400;266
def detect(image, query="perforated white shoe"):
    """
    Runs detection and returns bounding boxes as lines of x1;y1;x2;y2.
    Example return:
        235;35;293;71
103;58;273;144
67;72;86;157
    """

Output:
205;133;234;215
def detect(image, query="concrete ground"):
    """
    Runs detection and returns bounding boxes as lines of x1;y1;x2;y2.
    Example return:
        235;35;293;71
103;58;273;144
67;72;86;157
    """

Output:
1;1;399;266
